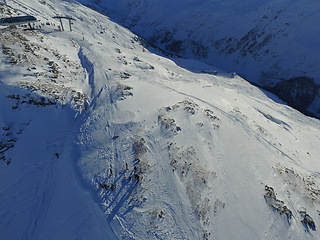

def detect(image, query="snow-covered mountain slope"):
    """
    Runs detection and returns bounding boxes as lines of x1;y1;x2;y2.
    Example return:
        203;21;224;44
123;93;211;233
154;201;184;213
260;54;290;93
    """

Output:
79;0;320;117
1;0;320;239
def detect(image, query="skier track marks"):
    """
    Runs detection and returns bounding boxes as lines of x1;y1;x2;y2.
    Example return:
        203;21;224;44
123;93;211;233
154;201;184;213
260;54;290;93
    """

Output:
141;131;202;239
24;158;57;240
10;0;53;17
141;76;298;164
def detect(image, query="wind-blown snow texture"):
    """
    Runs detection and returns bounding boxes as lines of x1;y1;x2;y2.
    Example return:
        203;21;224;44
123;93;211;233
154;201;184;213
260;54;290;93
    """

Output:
1;0;320;240
79;0;320;117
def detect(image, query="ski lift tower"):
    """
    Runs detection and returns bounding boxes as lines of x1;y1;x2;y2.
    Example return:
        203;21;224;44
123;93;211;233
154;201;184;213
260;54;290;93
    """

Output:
53;15;75;31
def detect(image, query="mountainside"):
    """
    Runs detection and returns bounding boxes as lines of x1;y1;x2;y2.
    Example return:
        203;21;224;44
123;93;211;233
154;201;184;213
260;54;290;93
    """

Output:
79;0;320;117
1;1;320;239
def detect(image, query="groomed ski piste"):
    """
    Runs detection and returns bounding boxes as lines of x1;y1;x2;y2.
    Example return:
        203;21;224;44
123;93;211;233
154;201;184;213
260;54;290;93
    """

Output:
1;0;320;239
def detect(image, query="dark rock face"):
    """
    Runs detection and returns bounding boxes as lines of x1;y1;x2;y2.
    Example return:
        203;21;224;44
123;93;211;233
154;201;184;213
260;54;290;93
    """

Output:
300;211;316;231
264;185;293;223
271;77;319;115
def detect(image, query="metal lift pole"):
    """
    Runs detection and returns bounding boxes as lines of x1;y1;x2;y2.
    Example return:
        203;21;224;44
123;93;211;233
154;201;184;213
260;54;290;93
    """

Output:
59;18;64;31
68;19;72;32
53;16;75;32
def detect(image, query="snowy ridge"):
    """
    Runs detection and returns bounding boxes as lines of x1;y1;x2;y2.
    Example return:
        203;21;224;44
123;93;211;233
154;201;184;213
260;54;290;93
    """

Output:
80;0;320;117
1;0;320;239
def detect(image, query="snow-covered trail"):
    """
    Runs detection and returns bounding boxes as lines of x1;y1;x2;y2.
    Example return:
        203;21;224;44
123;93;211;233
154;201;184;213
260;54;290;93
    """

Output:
0;85;117;239
0;1;120;239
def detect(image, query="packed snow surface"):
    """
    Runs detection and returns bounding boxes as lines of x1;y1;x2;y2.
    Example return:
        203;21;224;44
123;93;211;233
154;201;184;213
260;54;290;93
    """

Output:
1;1;320;240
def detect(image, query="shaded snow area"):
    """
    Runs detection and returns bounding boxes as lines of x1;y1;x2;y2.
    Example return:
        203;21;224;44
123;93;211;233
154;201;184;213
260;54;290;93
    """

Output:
81;0;320;84
1;1;320;240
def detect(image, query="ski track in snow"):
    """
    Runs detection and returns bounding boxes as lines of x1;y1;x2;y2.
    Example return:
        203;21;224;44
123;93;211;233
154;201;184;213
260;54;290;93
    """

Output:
138;72;300;168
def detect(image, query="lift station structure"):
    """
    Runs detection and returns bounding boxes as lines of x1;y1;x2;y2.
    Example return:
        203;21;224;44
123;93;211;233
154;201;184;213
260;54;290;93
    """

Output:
0;15;37;26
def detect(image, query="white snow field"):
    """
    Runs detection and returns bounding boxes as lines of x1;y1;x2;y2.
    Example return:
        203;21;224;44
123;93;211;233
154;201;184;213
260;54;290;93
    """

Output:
1;0;320;240
80;0;320;117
